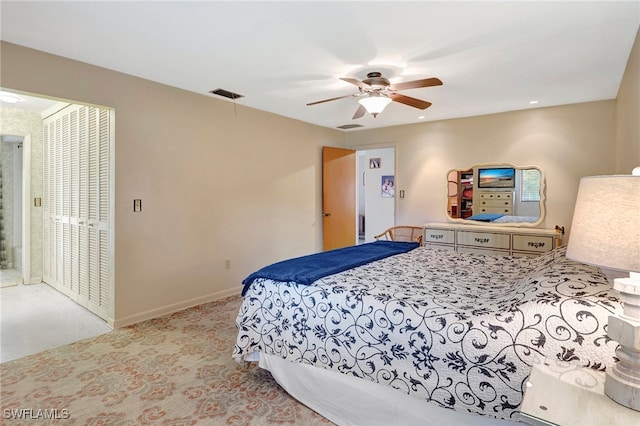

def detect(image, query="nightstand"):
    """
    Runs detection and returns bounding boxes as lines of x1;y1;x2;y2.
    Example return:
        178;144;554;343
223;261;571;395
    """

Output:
519;357;639;425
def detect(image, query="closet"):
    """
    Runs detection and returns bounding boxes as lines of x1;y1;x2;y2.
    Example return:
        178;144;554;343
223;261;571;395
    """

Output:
42;104;112;321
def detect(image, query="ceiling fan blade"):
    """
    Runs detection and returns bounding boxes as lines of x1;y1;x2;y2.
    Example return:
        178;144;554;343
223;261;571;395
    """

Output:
306;94;354;106
340;77;370;89
390;93;432;110
352;104;366;119
390;77;443;91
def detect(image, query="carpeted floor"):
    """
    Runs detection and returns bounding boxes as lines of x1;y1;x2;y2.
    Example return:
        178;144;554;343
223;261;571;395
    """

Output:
0;295;333;425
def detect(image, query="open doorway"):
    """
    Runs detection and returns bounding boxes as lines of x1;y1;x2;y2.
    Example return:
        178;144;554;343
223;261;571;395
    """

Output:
0;90;114;322
356;147;396;244
1;92;59;287
1;91;113;359
0;134;25;286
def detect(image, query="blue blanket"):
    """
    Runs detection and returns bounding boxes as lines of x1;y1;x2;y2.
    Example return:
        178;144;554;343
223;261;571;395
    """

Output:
467;213;505;222
241;240;419;296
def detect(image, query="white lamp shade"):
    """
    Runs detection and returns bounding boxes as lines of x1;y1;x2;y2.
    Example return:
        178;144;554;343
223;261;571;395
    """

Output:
566;175;640;273
358;96;392;115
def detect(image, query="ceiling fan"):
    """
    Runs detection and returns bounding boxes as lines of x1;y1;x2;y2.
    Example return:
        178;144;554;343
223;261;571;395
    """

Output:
307;71;443;119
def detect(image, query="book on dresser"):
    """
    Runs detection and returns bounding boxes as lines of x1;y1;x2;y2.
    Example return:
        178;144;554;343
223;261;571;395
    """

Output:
422;223;563;257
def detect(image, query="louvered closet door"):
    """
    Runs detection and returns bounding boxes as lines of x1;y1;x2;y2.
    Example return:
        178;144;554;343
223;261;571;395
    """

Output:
43;104;112;321
84;107;110;318
43;109;67;290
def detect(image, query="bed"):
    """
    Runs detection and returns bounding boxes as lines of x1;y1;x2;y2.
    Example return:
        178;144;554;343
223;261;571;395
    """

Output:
233;242;621;425
467;214;539;224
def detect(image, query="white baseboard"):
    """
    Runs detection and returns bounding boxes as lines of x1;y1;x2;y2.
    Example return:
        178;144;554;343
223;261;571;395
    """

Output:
112;287;240;328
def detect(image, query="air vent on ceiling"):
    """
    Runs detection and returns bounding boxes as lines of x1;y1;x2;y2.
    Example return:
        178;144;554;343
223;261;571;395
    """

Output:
209;88;244;100
336;124;364;130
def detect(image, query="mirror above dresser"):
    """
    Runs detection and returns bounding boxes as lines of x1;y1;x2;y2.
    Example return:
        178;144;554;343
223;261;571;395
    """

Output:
446;163;545;227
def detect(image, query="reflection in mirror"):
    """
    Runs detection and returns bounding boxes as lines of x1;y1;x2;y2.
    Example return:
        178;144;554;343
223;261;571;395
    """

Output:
446;163;545;227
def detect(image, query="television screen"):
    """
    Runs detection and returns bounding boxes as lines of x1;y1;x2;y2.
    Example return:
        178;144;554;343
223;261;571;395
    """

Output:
478;167;515;188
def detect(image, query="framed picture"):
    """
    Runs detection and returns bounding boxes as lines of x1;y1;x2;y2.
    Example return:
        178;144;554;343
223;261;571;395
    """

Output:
369;158;381;169
381;175;395;197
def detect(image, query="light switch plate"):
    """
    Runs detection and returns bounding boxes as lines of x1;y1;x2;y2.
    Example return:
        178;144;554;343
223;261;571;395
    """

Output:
133;199;142;212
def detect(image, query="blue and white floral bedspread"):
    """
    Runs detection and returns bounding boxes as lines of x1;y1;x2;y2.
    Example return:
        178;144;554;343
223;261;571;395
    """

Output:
233;246;620;420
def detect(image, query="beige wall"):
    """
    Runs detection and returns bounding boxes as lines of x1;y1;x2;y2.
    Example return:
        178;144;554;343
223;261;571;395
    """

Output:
345;100;617;236
1;42;345;326
616;27;640;173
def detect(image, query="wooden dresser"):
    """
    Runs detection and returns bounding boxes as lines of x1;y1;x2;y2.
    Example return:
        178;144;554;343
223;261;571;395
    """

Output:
423;223;563;257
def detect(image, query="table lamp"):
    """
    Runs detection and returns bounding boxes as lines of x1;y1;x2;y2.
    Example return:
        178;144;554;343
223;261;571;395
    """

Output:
566;169;640;411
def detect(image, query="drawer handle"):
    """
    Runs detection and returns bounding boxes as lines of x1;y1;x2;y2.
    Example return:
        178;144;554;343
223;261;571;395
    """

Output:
527;241;546;249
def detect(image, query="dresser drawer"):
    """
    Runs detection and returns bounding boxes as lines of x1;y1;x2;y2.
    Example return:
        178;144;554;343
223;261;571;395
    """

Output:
423;243;455;251
478;206;513;214
423;228;455;244
477;192;512;200
457;231;510;249
479;199;513;208
513;234;554;253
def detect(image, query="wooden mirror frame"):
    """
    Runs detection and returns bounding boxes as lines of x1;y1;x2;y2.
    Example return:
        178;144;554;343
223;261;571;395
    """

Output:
446;163;546;227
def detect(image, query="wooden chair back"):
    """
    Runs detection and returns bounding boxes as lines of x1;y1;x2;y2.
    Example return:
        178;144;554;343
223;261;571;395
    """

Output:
374;226;423;244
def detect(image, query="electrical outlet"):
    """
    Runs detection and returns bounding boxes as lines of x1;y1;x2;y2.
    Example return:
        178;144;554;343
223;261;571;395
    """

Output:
225;259;231;269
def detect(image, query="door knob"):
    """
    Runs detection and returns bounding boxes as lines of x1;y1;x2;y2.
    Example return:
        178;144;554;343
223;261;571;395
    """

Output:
322;213;331;217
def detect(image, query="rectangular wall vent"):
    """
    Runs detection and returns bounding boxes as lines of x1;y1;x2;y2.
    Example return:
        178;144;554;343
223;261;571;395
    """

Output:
209;88;244;100
337;124;364;130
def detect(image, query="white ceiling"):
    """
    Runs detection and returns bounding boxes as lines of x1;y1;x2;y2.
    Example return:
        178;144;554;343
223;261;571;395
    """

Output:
1;1;639;131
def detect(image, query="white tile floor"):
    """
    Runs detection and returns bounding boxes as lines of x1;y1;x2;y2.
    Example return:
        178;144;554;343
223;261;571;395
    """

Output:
0;268;22;288
0;282;112;363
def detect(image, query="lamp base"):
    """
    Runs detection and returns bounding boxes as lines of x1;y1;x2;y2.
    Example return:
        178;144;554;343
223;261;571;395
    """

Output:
605;355;640;411
605;275;640;411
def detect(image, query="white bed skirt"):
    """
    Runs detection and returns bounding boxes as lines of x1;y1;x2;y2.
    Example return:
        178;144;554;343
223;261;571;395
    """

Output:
256;352;524;426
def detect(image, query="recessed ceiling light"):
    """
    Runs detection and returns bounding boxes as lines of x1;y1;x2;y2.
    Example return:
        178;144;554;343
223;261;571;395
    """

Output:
529;100;539;105
418;115;426;120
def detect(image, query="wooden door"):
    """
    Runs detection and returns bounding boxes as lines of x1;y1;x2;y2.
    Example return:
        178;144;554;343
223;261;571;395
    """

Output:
322;146;356;251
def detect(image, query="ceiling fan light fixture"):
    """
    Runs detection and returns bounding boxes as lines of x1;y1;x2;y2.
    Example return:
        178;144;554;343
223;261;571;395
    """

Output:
358;95;392;117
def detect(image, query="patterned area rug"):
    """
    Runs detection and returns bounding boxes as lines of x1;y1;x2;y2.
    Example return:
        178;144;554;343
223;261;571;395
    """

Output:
0;295;332;425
